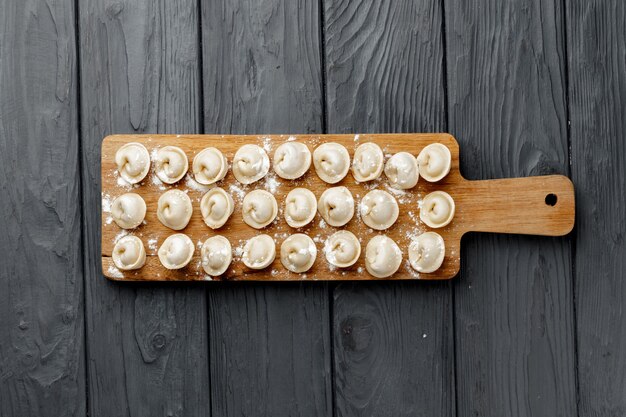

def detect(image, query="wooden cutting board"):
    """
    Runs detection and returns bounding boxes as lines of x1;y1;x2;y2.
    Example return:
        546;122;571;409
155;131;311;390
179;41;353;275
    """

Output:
101;134;575;281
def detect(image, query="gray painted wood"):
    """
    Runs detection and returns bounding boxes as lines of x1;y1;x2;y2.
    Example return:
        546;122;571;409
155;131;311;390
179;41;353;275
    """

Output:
444;0;578;416
0;0;85;416
78;0;209;415
567;1;626;416
323;0;454;415
201;0;332;416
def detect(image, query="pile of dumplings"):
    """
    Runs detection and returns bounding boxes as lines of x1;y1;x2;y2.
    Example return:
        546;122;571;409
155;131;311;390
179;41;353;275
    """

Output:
109;139;454;278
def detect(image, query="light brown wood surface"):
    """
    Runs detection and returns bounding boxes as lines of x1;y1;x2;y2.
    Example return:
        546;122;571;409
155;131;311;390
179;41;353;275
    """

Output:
101;134;574;281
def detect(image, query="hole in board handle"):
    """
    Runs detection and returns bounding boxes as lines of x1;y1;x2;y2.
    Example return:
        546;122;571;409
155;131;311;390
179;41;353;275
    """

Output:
545;193;557;206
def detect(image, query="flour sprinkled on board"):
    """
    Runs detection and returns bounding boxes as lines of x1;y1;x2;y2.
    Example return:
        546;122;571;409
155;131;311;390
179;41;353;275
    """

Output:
229;184;246;204
107;265;124;278
147;238;158;251
185;175;211;192
101;193;112;212
264;174;281;194
114;230;129;243
262;137;272;153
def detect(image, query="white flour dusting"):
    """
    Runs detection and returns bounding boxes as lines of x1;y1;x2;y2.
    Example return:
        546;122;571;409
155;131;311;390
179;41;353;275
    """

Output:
107;265;124;278
114;230;129;243
185;175;211;192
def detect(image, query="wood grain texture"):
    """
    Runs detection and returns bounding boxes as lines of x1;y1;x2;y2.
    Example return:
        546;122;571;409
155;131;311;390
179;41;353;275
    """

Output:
0;1;85;416
101;134;574;282
201;0;332;415
444;0;578;416
78;0;209;415
323;0;454;414
566;1;626;415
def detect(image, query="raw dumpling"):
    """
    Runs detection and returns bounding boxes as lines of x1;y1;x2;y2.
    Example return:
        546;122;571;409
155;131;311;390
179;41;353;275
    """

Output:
157;189;193;230
242;189;278;229
409;232;445;273
115;142;150;184
420;191;455;228
158;233;194;269
200;187;234;229
384;152;419;189
284;188;317;228
417;143;451;182
324;230;361;268
232;144;270;184
242;234;276;269
313;142;350;184
273;142;311;179
154;146;188;184
193;147;228;185
317;186;354;227
360;190;399;230
201;235;232;276
280;234;317;273
352;142;384;182
365;235;402;278
111;193;146;229
112;235;146;270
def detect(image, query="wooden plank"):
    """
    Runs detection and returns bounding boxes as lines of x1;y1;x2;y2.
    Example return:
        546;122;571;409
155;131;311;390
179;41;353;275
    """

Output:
323;0;455;414
201;0;332;415
566;1;626;415
444;0;578;416
0;0;86;416
78;0;209;415
100;134;574;282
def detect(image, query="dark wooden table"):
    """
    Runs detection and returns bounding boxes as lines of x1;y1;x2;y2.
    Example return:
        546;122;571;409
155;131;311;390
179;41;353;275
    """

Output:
1;0;624;416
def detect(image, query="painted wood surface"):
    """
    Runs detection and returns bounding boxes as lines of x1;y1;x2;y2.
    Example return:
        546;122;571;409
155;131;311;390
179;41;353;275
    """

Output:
0;1;85;416
444;0;578;416
1;0;626;415
567;1;626;415
323;0;455;415
201;0;332;416
78;0;210;416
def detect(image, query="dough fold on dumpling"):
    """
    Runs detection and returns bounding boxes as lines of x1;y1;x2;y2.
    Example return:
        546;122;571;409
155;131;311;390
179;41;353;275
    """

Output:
200;187;234;229
352;142;384;182
242;189;278;229
384;152;419;189
420;191;455;228
232;144;270;184
280;234;317;273
416;143;451;182
409;232;445;273
324;230;361;268
242;234;276;269
111;193;146;229
284;188;317;228
360;190;399;230
273;142;311;180
112;235;146;270
365;235;402;278
313;143;350;184
158;234;195;270
157;189;193;230
193;147;228;185
201;235;232;276
317;186;354;227
155;146;188;184
115;142;151;184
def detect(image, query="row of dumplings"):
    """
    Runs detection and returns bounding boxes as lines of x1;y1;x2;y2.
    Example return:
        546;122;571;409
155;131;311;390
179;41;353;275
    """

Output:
115;140;452;187
112;229;446;278
110;186;455;232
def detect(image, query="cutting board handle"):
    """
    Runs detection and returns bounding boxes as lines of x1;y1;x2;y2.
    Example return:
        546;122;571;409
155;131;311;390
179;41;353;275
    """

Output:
460;175;575;236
